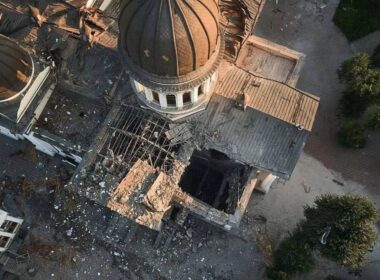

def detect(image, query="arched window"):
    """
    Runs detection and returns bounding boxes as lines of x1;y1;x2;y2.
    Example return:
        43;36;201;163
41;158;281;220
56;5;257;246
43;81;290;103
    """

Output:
152;91;159;103
166;94;176;107
198;85;204;96
183;91;191;104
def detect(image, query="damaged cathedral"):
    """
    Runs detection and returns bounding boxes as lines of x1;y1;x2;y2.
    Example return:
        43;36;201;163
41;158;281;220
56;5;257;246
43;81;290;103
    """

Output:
0;0;319;240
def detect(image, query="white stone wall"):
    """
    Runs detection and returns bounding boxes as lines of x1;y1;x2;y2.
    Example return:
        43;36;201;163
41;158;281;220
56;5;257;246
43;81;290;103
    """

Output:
0;210;23;253
0;127;82;165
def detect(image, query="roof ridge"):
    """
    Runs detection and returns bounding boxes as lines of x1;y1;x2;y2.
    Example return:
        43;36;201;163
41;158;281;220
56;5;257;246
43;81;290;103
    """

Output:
234;64;320;101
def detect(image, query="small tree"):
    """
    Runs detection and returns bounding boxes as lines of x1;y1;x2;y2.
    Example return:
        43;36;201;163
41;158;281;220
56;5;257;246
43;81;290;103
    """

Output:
339;90;372;118
301;194;379;269
267;229;315;280
338;53;380;99
366;105;380;130
338;122;366;148
267;195;379;279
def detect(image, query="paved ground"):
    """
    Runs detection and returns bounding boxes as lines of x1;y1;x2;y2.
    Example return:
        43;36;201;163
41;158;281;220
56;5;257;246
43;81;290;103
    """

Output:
249;0;380;279
254;0;380;192
250;154;380;279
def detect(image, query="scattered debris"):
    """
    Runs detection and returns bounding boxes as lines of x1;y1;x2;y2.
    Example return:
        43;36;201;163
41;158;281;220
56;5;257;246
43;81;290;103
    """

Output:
302;181;311;193
332;179;344;186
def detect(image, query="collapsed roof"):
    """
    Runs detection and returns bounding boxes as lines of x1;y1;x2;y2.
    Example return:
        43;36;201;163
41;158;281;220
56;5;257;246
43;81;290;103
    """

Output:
220;0;265;60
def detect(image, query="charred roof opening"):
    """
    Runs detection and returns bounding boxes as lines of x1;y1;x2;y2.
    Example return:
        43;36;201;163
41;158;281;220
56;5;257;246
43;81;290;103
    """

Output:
0;34;33;102
179;149;249;214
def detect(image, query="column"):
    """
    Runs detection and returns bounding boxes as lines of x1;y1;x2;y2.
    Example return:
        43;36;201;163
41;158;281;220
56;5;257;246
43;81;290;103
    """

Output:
212;72;217;81
145;88;153;102
204;78;211;93
210;73;218;95
176;93;183;108
256;173;278;194
191;87;198;103
159;93;167;109
130;78;138;93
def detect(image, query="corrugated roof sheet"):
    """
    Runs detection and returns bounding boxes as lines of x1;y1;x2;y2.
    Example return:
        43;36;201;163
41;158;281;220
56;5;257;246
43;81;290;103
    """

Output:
199;94;309;179
215;65;319;131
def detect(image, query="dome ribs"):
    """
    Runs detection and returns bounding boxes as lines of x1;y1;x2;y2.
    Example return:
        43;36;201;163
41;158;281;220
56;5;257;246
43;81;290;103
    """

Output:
0;57;17;87
118;0;224;90
183;0;211;59
140;0;161;73
197;0;219;45
154;0;163;75
137;0;157;67
168;0;180;76
0;35;33;101
154;0;178;76
175;0;197;72
123;0;150;66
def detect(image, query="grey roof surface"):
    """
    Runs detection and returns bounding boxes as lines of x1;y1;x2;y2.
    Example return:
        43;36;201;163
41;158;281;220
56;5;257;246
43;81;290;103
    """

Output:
197;94;309;179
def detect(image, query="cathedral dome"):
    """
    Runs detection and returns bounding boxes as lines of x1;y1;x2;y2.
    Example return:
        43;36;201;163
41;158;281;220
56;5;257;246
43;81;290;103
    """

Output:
118;0;223;91
0;35;33;102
